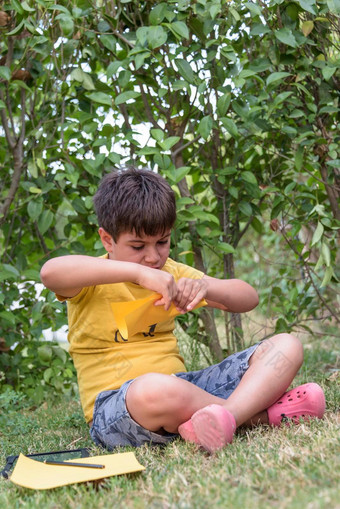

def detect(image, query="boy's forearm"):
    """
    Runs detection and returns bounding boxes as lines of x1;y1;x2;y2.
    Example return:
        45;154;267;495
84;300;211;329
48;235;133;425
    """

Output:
40;255;141;296
204;276;259;313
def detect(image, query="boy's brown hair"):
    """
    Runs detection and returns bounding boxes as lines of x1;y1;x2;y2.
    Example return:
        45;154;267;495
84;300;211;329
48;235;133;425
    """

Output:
93;167;176;241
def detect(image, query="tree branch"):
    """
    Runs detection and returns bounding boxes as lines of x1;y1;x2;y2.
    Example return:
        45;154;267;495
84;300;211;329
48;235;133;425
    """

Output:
138;84;161;129
0;89;15;149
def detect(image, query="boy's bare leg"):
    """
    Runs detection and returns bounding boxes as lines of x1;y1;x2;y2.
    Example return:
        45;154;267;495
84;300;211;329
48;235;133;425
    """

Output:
126;333;303;433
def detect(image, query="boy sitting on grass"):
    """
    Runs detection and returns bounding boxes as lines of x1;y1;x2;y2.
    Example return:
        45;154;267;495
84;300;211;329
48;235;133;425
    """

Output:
40;167;325;453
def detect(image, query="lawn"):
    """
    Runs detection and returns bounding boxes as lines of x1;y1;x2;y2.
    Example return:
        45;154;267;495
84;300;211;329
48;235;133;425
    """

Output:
0;335;339;509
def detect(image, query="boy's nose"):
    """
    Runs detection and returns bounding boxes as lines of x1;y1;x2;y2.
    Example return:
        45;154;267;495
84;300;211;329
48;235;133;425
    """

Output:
144;246;161;265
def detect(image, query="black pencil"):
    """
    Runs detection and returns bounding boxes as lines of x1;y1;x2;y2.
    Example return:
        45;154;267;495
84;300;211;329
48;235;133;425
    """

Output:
44;460;105;469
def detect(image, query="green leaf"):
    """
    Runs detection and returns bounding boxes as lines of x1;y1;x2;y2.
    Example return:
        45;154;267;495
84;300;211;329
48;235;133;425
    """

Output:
221;117;238;138
43;367;53;383
37;210;53;234
321;266;334;287
298;0;317;15
250;23;271;36
101;34;116;53
136;26;167;49
21;1;36;12
22;269;41;282
38;345;53;362
149;3;167;25
322;66;336;81
10;0;23;13
0;99;5;109
168;21;189;40
48;4;71;15
150;129;164;142
72;197;88;214
198;116;213;140
167;166;191;183
311;222;324;246
242;171;258;185
29;186;42;194
217;93;231;117
326;159;340;168
321;242;331;267
27;200;43;222
266;72;291;85
52;345;67;363
6;19;25;36
301;20;314;37
3;263;20;278
0;310;17;325
158;136;180;151
217;242;235;254
56;14;74;36
70;68;95;90
191;208;220;225
245;1;262;17
174;59;195;84
137;147;160;155
295;145;304;171
115;91;140;105
0;66;10;81
327;0;340;14
274;28;297;47
87;92;112;106
239;202;253;216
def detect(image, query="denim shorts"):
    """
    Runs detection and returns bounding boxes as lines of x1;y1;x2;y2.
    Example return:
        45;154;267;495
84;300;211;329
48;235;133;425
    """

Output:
90;343;259;450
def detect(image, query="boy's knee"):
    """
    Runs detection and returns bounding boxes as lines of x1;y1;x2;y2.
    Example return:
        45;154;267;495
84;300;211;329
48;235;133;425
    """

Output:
272;333;304;368
126;373;176;412
253;334;303;369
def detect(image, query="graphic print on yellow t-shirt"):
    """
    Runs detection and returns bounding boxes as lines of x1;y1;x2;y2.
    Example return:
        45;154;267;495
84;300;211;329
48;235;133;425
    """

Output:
57;257;205;422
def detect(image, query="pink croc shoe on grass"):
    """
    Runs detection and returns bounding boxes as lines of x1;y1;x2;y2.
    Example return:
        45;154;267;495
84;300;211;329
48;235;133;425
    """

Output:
267;383;325;426
178;404;236;453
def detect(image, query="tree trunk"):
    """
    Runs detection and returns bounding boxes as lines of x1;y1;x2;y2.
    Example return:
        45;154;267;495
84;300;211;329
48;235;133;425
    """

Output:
174;149;224;362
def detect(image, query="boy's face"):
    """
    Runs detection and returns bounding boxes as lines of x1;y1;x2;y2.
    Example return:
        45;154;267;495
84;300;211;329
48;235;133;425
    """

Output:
99;228;171;270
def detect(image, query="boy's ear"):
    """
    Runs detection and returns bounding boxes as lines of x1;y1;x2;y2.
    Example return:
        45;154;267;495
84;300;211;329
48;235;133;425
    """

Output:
98;227;114;251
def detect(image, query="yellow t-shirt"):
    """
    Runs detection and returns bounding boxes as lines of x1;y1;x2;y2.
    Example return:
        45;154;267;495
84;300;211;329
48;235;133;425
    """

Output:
58;257;204;422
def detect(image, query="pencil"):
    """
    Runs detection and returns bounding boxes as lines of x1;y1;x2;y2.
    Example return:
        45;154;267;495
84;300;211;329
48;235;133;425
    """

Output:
44;460;105;469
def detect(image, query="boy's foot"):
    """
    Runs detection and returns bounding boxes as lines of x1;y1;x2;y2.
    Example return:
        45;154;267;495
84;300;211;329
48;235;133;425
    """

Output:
267;383;326;426
178;404;236;453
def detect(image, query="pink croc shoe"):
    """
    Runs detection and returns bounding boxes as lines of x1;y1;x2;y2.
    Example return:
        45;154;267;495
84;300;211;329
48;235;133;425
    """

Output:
267;383;326;426
178;404;236;453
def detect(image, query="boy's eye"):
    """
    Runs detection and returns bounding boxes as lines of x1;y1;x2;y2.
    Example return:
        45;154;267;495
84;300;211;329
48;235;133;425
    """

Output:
157;240;168;245
132;245;144;251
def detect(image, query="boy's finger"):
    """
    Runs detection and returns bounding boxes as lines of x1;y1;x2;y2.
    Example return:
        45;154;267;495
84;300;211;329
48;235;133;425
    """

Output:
154;296;171;311
186;290;205;311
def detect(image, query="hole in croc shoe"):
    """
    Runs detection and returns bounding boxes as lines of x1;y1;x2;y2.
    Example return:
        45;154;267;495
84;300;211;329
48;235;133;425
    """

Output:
288;398;293;401
297;395;300;398
277;401;283;404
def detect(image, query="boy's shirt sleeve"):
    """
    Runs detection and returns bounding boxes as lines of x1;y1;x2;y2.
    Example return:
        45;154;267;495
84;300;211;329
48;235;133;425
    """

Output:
55;286;89;303
163;257;205;281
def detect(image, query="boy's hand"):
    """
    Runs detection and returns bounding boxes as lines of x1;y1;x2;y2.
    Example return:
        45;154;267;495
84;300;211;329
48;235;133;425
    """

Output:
135;266;178;311
173;277;208;314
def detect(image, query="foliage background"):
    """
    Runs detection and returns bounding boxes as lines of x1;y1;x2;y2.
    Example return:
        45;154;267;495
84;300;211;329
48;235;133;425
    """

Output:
0;0;339;402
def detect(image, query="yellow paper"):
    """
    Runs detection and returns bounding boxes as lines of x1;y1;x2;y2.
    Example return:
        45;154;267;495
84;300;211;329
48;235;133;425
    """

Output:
10;453;145;490
111;293;206;338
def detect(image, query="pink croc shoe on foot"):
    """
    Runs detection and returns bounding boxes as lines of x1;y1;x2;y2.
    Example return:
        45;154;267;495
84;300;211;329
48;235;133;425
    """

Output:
178;404;236;453
177;418;200;445
267;383;326;426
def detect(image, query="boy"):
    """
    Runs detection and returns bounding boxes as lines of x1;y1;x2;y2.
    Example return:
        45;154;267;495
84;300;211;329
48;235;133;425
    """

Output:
40;168;325;453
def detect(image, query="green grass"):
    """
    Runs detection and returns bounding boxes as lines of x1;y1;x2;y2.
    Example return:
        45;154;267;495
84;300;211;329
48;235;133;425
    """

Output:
0;336;339;509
